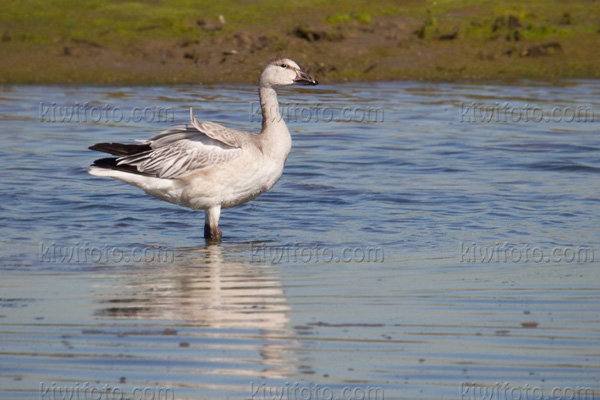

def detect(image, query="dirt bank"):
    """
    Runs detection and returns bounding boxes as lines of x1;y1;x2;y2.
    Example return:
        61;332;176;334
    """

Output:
1;1;599;84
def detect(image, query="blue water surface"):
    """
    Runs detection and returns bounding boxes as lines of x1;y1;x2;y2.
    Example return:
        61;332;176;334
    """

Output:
0;81;599;399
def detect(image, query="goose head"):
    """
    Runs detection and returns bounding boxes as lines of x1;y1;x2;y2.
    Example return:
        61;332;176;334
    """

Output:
259;58;318;88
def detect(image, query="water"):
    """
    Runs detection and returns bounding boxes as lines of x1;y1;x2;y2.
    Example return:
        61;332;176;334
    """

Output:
1;81;599;400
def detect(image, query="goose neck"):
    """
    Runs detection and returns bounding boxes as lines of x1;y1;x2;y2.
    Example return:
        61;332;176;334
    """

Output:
259;86;283;131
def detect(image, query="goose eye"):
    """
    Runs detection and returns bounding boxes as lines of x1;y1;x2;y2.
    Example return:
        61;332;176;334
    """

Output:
280;63;288;69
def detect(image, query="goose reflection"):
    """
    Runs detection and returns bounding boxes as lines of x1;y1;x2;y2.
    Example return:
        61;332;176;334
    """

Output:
95;244;294;379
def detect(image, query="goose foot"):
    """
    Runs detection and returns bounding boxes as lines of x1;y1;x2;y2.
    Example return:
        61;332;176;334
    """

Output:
204;205;222;243
204;224;222;243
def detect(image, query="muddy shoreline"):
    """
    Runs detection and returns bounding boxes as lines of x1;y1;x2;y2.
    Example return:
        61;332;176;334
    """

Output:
2;3;599;85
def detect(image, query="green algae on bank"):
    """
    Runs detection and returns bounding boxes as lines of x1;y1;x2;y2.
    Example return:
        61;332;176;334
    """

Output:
1;0;599;84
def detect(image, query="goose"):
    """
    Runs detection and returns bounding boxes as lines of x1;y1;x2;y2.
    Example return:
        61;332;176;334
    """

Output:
88;58;318;242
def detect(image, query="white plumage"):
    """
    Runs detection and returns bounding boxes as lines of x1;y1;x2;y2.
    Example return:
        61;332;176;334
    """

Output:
89;58;318;241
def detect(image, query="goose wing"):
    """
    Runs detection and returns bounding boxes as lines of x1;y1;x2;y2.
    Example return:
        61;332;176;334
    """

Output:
109;109;246;179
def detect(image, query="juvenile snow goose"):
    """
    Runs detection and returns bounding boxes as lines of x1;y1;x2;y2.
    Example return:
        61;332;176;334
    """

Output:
89;58;318;241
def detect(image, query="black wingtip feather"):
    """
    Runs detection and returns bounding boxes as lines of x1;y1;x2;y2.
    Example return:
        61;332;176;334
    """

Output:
92;157;150;176
89;142;151;156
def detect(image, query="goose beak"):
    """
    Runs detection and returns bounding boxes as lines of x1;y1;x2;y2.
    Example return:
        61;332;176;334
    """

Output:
293;70;318;86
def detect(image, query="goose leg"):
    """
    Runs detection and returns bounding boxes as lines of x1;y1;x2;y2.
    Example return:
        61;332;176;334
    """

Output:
204;205;222;242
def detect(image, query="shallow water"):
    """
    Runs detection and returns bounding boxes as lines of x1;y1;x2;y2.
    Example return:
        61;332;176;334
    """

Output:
1;81;599;400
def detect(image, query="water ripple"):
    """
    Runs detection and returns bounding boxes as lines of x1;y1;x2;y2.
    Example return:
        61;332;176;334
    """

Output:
1;81;599;399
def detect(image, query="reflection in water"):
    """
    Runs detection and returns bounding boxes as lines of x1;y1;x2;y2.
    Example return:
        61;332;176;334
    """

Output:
95;244;296;380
